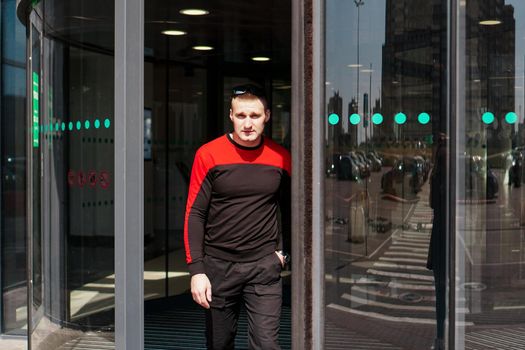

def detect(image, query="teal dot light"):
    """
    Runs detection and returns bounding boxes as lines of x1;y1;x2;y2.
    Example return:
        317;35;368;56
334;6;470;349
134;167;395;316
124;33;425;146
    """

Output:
372;113;383;125
349;113;361;125
394;112;407;125
505;112;518;124
482;112;495;124
328;113;340;125
418;112;430;125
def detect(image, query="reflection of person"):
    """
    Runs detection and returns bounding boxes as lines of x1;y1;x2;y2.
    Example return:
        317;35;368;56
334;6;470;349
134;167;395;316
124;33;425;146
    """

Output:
184;84;291;349
427;133;447;350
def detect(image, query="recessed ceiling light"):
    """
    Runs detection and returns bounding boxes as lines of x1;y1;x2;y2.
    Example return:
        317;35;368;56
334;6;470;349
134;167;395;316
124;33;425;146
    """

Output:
347;64;363;68
192;45;214;51
251;56;270;62
480;19;501;25
162;30;187;36
361;69;374;73
180;9;209;16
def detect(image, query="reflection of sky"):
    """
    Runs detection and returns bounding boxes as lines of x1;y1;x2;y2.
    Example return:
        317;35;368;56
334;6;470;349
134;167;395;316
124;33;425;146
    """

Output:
326;0;385;125
510;1;525;121
326;0;525;125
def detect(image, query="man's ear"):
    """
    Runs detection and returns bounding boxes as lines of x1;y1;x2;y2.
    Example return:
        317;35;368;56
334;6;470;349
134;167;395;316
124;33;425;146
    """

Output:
264;110;271;123
229;109;234;122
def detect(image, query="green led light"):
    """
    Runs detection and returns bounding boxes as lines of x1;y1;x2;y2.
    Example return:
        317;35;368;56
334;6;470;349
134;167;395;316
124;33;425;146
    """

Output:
372;113;383;125
482;112;494;124
349;113;361;125
505;112;518;124
85;120;90;129
76;121;81;130
43;124;47;132
94;119;101;129
61;122;65;131
55;122;60;131
394;112;407;125
104;118;111;129
418;112;430;125
328;113;340;125
68;122;73;131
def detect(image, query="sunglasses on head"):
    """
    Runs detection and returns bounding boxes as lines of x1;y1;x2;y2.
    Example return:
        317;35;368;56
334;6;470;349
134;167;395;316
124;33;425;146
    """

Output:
231;84;266;98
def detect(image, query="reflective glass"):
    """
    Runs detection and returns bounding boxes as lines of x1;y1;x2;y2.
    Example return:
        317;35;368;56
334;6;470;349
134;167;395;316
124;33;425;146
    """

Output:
456;1;525;348
324;1;448;349
1;0;28;335
29;1;115;348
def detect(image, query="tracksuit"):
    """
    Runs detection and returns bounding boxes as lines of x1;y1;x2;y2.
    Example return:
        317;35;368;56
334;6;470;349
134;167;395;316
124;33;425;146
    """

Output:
184;134;291;349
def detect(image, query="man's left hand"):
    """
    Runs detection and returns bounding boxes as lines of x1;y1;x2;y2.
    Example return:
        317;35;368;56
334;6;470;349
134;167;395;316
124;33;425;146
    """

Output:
275;251;285;267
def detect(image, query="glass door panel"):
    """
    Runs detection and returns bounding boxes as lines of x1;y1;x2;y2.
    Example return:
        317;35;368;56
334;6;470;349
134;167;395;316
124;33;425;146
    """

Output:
28;1;115;348
456;1;525;348
323;1;448;349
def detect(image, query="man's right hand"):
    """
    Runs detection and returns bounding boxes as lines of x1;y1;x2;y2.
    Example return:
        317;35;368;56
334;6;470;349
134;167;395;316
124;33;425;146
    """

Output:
191;273;212;309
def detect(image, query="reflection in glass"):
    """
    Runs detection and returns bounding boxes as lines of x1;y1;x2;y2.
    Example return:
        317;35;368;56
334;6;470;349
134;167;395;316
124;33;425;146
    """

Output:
324;1;447;349
1;0;28;335
457;0;525;348
29;1;115;348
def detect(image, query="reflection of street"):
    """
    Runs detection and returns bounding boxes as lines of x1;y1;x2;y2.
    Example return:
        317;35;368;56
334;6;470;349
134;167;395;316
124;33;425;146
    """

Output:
325;165;525;349
325;167;437;349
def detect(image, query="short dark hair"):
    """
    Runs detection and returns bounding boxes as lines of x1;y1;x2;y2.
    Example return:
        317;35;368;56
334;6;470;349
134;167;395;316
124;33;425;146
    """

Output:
230;84;269;109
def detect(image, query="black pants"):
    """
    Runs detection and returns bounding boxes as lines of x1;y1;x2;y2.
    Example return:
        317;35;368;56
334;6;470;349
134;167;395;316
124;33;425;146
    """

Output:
203;253;282;350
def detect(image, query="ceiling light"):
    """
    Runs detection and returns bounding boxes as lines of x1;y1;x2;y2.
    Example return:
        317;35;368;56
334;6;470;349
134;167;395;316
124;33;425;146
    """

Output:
192;45;214;51
347;64;363;68
180;9;209;16
479;20;501;26
361;69;374;73
162;30;187;36
251;56;270;62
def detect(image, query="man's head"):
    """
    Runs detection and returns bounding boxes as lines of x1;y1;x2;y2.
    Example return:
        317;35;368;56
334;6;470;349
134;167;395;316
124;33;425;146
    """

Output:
229;84;270;147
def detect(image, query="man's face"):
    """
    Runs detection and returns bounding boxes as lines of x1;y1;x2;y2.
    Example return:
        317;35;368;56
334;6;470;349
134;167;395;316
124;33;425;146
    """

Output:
229;96;270;147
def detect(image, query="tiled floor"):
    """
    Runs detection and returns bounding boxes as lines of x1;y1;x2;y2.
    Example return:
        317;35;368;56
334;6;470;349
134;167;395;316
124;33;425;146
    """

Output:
0;337;27;350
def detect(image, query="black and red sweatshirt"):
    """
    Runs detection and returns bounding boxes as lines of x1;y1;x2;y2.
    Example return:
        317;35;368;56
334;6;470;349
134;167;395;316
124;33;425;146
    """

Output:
184;134;291;276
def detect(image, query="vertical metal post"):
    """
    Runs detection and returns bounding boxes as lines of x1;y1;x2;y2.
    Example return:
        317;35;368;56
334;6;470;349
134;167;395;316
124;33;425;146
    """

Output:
449;0;458;348
115;0;144;349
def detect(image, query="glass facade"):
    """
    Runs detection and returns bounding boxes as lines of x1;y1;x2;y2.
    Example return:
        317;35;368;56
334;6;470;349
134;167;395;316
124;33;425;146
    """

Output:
324;1;448;348
9;0;525;349
1;0;27;335
28;1;115;348
455;0;525;348
323;0;525;349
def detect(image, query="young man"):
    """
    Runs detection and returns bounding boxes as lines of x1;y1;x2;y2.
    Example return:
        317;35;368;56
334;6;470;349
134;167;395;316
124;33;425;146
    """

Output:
184;84;291;350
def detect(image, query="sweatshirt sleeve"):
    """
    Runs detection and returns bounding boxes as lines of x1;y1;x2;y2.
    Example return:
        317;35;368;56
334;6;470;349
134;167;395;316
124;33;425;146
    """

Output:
184;149;213;276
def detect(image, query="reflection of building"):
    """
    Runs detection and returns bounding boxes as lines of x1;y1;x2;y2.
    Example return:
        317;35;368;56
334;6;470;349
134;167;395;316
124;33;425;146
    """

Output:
327;91;344;148
380;0;448;142
466;0;515;164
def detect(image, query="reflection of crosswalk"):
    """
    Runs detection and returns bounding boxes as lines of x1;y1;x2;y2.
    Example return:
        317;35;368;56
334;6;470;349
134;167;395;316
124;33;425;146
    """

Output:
465;327;525;350
325;321;403;350
328;201;444;324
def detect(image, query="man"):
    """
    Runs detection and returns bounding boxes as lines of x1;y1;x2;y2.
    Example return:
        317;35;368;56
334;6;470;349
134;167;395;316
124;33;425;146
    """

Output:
184;84;291;350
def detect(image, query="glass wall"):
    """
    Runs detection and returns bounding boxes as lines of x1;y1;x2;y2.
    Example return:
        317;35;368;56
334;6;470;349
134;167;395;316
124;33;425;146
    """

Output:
28;1;115;348
1;0;27;335
456;0;525;348
323;1;448;349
